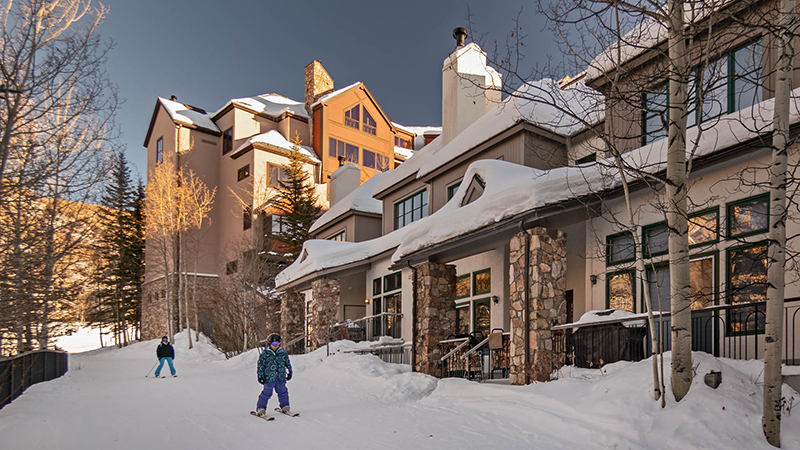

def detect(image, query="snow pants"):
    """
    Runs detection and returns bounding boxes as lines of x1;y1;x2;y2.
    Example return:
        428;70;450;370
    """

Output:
257;381;289;410
154;357;175;376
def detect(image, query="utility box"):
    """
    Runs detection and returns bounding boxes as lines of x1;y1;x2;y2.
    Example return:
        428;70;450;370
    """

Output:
705;371;722;389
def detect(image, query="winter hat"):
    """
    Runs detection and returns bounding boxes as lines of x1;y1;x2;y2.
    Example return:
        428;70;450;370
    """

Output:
161;336;168;342
268;333;281;344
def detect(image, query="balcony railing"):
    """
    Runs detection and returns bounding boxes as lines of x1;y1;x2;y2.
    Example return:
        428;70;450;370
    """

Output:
327;312;403;345
342;343;412;365
552;301;800;369
439;330;511;381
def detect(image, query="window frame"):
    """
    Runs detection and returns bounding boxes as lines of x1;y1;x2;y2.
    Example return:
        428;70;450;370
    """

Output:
473;269;491;295
725;241;768;336
156;137;163;163
267;162;289;187
575;153;597;165
688;207;720;248
606;231;636;266
373;278;382;296
726;193;770;239
472;297;491;337
642;221;669;259
393;189;428;230
455;274;471;299
362;107;377;135
383;272;402;293
446;180;462;201
222;127;233;155
328;230;346;242
243;206;252;230
641;82;669;145
237;164;250;182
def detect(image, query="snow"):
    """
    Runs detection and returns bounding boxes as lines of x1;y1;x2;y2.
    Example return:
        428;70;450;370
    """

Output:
214;93;309;120
373;135;443;196
573;309;646;328
309;171;386;234
393;86;800;261
393;146;414;160
4;331;800;449
230;129;320;162
158;97;220;134
309;81;362;109
391;123;442;149
52;327;117;353
416;79;604;179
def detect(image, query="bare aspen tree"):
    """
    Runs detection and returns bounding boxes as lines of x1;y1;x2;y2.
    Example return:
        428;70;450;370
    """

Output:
763;0;795;445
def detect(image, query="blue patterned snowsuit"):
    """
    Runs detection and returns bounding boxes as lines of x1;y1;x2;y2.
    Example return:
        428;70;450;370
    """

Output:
256;347;292;410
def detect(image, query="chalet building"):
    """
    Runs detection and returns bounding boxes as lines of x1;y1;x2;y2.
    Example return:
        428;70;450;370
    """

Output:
276;14;800;386
140;61;439;340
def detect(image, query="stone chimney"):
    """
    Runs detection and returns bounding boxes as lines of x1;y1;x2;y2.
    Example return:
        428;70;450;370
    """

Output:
304;60;334;113
329;163;361;207
441;27;502;146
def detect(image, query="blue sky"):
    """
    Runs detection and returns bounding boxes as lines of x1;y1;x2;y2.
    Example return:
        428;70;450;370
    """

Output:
98;0;557;181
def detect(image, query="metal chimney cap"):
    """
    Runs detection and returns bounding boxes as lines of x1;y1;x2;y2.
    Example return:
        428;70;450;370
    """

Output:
453;27;468;47
170;95;178;101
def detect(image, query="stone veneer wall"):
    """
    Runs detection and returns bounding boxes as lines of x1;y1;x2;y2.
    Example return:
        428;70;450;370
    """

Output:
508;227;567;384
265;293;282;337
414;262;457;376
309;279;340;350
280;289;305;352
141;275;219;340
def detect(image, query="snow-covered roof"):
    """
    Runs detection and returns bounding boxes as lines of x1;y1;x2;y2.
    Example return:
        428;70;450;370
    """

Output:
392;124;442;150
393;146;414;161
372;136;443;197
585;1;732;83
309;82;362;109
416;79;604;179
309;172;386;234
230;130;320;163
158;97;220;134
214;93;309;120
394;85;793;261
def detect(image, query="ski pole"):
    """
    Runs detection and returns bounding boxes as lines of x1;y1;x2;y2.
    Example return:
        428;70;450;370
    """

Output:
145;360;159;378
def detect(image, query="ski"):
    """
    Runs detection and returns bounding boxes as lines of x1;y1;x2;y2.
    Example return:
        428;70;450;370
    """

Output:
250;411;275;421
275;408;299;417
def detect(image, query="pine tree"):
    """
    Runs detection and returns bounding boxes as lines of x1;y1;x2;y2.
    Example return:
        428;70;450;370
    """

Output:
267;134;322;262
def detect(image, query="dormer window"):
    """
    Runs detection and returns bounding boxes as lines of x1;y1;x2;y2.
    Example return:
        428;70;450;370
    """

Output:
460;175;485;207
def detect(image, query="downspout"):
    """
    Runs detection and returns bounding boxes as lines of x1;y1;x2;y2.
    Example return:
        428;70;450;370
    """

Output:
518;221;531;385
407;261;417;372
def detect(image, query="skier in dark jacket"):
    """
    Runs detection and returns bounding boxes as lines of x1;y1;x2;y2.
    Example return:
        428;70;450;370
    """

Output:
255;333;292;416
154;336;176;377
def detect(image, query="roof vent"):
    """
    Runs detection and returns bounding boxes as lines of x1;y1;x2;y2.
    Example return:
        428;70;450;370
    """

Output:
453;27;467;47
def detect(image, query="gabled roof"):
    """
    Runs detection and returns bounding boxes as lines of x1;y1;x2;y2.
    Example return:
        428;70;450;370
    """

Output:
309;170;386;234
213;93;309;121
309;82;396;133
144;97;220;147
416;79;604;179
230;130;320;162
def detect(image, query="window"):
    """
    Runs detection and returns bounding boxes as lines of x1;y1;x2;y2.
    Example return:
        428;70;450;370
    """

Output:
222;128;233;155
237;164;250;181
689;208;719;246
456;275;470;298
243;206;252;230
373;278;382;296
606;232;635;265
269;215;287;235
226;260;238;275
727;194;769;238
575;153;597;165
474;299;491;337
371;272;402;338
345;105;359;129
267;163;289;187
363;149;390;172
473;269;491;295
447;182;461;201
727;243;767;335
363;108;376;135
643;223;669;258
645;256;715;313
156;137;163;163
384;272;401;292
394;190;428;230
642;83;668;144
456;305;470;335
328;230;345;241
329;138;359;164
394;136;411;149
607;271;635;312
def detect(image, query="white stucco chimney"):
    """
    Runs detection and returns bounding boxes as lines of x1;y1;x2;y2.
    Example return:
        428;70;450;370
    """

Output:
329;163;361;207
441;28;502;146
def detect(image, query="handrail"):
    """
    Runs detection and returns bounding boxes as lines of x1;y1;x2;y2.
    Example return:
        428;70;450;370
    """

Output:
329;312;403;330
460;336;490;360
342;342;411;353
439;338;471;361
285;334;306;348
439;337;471;344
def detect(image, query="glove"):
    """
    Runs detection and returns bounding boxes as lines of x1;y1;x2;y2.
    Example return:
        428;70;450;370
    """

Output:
286;372;292;381
258;377;265;384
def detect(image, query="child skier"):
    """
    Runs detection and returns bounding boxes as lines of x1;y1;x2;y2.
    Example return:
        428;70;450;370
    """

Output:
154;336;176;377
255;333;293;417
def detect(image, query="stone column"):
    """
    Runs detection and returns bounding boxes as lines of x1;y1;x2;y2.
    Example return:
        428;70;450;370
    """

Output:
414;262;457;376
309;279;340;350
509;227;567;384
281;289;305;353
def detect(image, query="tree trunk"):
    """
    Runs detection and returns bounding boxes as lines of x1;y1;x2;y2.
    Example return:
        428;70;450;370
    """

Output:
181;233;192;349
763;0;794;445
667;0;692;402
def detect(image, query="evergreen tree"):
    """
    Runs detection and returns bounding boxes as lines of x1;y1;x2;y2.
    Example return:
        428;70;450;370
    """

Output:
267;134;322;262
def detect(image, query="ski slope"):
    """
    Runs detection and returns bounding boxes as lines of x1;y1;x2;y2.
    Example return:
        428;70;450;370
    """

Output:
2;331;800;449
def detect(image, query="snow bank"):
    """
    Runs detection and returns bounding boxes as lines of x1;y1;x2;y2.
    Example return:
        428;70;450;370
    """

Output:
573;309;646;328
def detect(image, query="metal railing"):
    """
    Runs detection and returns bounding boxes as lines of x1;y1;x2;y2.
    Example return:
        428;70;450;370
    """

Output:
342;343;412;365
439;331;511;381
327;312;403;345
1;350;68;409
283;334;306;355
552;301;800;369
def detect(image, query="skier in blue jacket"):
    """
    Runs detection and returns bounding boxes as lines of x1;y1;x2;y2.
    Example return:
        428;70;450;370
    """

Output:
255;333;293;417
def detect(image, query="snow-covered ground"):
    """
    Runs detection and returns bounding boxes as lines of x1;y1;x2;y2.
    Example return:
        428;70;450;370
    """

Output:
52;326;121;353
3;331;800;449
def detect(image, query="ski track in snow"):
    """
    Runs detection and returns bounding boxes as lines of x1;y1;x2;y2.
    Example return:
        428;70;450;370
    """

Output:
3;331;800;449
